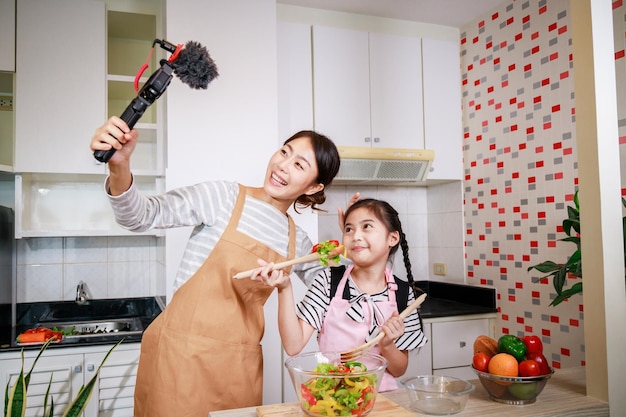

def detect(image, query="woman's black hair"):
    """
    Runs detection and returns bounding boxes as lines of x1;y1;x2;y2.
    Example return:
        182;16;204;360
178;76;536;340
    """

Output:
285;130;340;212
343;198;423;298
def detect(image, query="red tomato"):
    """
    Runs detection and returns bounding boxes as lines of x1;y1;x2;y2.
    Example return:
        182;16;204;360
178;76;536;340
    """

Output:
526;352;551;375
522;335;543;354
472;352;490;372
518;359;541;377
301;385;316;406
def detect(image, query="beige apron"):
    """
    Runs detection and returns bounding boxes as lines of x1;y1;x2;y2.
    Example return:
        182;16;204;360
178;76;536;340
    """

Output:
134;184;296;416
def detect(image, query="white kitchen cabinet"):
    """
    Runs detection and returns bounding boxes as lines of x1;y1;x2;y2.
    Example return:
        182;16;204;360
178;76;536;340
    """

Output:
0;343;140;417
15;0;106;174
14;0;164;175
0;0;15;72
431;318;490;380
11;0;165;238
422;38;464;181
0;72;13;171
401;315;494;382
277;21;314;139
312;26;424;149
107;8;164;176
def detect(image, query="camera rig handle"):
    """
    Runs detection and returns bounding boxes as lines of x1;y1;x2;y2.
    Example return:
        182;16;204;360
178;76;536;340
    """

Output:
93;39;180;163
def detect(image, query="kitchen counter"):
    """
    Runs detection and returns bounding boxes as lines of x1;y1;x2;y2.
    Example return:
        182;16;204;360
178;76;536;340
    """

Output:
209;367;609;417
0;296;164;351
415;280;497;318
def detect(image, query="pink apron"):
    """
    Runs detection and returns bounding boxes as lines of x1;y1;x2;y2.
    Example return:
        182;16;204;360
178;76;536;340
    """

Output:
318;264;399;391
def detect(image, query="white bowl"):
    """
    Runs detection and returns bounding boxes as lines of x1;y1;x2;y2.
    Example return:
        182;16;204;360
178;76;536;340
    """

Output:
401;375;475;415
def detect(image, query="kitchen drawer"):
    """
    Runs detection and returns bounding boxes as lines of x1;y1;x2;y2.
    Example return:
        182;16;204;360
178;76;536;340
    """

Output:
431;319;489;369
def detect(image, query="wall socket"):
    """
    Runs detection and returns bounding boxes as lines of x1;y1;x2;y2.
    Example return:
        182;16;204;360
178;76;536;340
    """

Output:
433;263;447;276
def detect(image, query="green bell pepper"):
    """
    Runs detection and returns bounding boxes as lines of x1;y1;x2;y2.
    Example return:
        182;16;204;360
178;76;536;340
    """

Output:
498;335;527;362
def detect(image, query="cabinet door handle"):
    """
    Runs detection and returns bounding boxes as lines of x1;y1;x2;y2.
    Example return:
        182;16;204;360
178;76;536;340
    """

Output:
74;365;82;373
364;137;371;143
373;137;380;143
459;341;466;348
87;363;95;372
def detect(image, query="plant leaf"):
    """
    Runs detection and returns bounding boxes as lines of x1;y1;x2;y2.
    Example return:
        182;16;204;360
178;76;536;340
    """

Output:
6;351;26;417
527;260;561;273
61;340;123;417
560;236;580;245
553;265;568;295
6;339;55;417
43;373;53;417
25;339;54;389
550;282;583;306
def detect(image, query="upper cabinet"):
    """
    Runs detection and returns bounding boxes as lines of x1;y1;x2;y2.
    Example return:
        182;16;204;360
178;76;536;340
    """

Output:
14;0;106;174
277;22;314;140
422;38;463;181
14;0;164;176
12;0;165;237
0;0;15;72
0;73;13;171
312;26;424;149
107;9;163;175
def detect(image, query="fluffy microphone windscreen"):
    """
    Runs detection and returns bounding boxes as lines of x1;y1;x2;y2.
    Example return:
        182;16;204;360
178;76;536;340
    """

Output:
172;40;219;89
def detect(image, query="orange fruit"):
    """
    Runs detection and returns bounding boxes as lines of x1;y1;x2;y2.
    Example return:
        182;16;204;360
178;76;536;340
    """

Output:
488;353;519;377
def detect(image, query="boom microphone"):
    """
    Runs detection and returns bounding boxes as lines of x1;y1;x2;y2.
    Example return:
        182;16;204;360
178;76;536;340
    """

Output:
93;39;219;163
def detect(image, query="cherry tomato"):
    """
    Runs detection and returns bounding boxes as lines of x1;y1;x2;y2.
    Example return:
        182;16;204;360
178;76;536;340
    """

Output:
472;352;490;372
522;335;543;354
526;352;551;375
518;359;541;377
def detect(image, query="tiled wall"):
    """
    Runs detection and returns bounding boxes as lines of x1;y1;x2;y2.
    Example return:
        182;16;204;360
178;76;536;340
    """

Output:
318;183;465;285
16;236;165;303
461;0;626;369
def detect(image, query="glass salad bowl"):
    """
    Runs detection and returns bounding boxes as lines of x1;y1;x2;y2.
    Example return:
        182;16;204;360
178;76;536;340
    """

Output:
285;351;388;417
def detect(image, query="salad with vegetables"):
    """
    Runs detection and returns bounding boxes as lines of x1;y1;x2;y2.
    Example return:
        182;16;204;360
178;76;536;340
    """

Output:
311;240;343;267
300;361;377;416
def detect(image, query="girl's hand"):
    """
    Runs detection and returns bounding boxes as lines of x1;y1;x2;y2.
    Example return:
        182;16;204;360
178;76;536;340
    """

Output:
249;259;292;291
90;116;138;165
337;192;360;229
380;312;405;348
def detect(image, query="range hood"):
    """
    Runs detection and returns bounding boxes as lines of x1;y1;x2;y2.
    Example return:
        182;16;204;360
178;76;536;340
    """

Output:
333;146;435;185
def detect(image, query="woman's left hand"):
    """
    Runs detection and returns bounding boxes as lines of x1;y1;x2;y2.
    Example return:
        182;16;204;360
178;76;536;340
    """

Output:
249;260;292;290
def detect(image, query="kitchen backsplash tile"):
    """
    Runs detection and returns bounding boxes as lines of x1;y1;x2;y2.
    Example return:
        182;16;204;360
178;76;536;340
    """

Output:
107;260;152;298
108;235;153;262
63;262;108;299
16;236;163;303
64;236;108;263
319;184;463;283
17;263;63;302
17;237;63;264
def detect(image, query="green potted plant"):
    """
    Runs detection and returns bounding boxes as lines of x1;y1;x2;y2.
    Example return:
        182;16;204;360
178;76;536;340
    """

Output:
528;190;626;306
4;339;121;417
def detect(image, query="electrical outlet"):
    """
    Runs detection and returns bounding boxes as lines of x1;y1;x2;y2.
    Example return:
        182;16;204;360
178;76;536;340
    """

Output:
433;263;447;276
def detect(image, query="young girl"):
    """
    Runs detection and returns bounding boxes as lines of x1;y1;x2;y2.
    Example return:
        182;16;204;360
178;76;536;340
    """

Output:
253;198;427;391
90;116;341;416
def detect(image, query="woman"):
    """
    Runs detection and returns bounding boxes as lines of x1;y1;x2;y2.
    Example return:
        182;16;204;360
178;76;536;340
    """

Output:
254;198;427;391
90;116;340;416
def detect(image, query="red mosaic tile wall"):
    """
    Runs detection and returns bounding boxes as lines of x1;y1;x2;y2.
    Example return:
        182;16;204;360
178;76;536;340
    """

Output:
460;0;625;369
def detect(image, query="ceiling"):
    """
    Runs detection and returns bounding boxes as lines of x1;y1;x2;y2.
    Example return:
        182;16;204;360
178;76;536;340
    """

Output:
276;0;509;28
